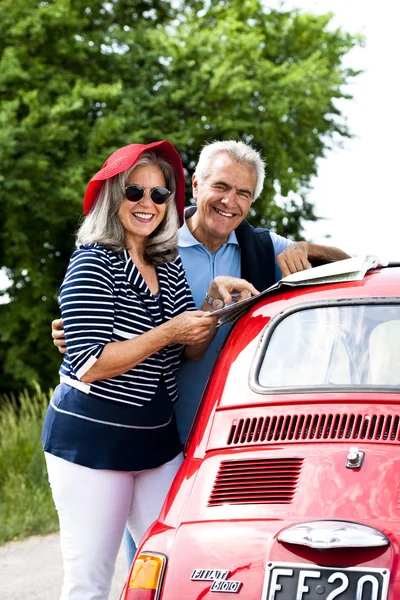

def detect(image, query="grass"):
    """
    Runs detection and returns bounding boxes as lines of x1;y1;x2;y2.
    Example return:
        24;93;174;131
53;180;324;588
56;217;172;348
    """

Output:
0;384;59;545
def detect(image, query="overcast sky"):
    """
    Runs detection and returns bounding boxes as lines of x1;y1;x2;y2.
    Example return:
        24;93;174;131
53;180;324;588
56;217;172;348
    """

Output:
271;0;400;259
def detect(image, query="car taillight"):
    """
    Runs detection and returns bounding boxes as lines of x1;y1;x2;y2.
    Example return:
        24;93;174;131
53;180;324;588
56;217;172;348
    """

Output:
124;552;166;600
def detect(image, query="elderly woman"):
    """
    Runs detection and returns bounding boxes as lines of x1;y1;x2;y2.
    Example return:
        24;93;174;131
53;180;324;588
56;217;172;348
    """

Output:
42;140;257;600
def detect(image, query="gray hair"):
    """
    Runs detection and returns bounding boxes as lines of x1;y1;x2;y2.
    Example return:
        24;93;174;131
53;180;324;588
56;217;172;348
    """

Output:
194;140;266;201
76;152;179;266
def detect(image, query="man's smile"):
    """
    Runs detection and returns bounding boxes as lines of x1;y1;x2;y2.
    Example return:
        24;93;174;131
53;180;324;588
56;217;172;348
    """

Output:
213;207;237;218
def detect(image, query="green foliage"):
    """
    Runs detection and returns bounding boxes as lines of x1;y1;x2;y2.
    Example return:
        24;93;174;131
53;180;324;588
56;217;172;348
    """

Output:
0;385;58;544
159;0;361;231
0;0;361;392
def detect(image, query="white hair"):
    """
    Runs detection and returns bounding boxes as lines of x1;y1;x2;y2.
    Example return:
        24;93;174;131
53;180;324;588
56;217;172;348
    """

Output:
76;152;179;266
194;140;266;201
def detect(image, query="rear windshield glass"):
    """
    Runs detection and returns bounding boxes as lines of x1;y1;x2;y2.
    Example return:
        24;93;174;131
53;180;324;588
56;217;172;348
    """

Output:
258;305;400;389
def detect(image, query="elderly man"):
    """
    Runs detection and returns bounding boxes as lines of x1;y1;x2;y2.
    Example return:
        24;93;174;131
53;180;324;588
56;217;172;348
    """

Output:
52;139;349;564
173;140;348;442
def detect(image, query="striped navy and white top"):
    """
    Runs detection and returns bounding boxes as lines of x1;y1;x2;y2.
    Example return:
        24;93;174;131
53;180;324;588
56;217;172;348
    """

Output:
41;244;195;471
59;244;195;405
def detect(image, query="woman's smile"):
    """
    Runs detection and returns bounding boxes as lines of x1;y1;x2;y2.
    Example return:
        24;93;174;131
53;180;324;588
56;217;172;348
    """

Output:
131;211;155;223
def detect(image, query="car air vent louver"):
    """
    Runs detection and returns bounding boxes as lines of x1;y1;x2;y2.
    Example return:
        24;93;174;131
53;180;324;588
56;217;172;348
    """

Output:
227;413;400;446
208;458;303;506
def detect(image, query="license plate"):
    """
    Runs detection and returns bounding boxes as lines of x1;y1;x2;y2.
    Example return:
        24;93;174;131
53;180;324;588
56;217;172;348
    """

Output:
261;562;390;600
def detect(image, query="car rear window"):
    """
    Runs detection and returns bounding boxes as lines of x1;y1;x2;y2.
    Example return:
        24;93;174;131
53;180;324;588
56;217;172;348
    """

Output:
258;304;400;389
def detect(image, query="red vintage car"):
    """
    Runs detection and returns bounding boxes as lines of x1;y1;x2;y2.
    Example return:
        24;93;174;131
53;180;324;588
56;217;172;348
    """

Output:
120;263;400;600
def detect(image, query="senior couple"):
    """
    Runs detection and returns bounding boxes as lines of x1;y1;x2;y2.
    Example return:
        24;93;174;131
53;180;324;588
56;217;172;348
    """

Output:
47;138;349;600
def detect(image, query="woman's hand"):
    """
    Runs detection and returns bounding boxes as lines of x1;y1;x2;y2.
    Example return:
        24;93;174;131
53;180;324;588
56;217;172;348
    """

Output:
51;318;67;353
207;276;259;306
81;310;218;383
167;310;218;346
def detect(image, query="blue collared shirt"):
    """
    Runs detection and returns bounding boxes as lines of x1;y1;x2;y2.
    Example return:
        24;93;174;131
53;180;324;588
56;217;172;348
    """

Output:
175;209;292;442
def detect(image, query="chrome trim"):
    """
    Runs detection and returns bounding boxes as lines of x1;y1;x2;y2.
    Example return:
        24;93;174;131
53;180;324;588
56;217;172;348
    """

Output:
346;446;365;469
278;520;389;549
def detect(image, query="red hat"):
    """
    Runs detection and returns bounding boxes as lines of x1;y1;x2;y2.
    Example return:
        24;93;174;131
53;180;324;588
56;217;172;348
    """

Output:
83;140;186;226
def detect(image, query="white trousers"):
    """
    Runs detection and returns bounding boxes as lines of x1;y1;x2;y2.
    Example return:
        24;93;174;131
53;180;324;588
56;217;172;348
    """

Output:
45;452;184;600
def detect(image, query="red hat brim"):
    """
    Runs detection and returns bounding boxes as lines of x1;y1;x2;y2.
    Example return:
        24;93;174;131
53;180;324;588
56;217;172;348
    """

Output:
83;140;185;226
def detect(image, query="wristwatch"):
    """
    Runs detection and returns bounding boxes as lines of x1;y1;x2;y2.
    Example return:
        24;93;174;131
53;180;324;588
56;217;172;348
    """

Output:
205;293;224;310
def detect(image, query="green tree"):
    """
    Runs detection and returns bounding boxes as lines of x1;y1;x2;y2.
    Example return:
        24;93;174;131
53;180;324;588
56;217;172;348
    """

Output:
0;0;176;392
156;0;360;233
0;0;361;393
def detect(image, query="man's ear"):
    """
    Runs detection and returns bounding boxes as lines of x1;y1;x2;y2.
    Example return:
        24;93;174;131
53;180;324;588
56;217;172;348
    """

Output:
192;173;199;199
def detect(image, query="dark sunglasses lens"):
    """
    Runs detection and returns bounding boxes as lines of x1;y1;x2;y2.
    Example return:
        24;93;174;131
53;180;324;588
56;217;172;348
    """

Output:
125;185;144;202
150;187;171;204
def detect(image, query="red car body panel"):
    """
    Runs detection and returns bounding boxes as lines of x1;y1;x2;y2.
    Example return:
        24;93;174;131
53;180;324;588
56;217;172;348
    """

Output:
121;267;400;600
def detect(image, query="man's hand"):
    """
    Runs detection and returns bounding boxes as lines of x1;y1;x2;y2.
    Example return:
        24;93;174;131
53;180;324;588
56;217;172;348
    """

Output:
208;276;259;305
51;318;67;354
277;242;312;278
277;241;351;278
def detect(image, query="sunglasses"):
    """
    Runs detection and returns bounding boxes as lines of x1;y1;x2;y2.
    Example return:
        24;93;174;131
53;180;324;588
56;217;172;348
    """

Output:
124;184;171;205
